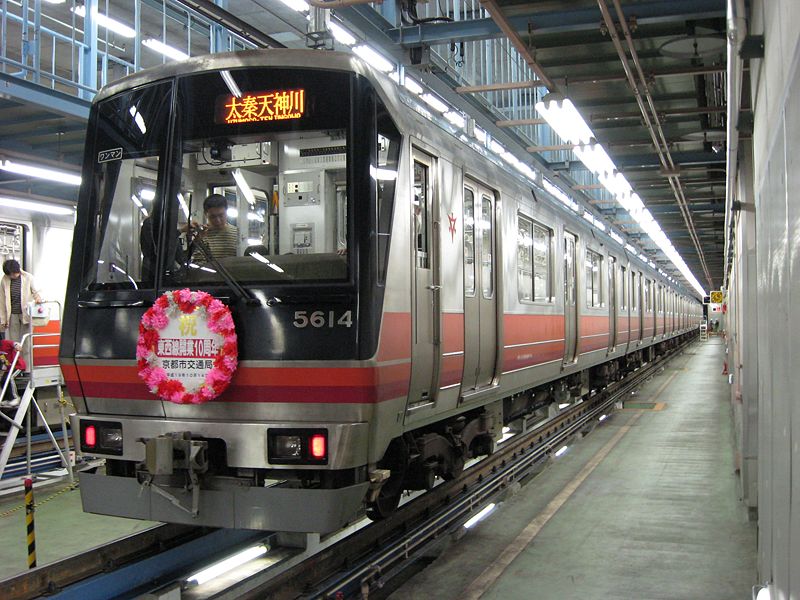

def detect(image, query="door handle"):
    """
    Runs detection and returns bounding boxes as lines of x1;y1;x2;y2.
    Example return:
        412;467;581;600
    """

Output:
426;285;441;291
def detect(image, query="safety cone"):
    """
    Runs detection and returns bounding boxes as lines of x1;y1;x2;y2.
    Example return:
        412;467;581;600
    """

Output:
722;360;729;376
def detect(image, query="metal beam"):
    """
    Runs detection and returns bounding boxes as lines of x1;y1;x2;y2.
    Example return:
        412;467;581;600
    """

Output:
384;0;725;46
0;73;90;120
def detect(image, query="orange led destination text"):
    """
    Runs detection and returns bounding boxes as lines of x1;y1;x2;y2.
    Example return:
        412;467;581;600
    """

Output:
224;89;305;124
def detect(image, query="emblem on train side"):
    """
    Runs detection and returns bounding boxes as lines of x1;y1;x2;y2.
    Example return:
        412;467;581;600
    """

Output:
97;148;123;163
448;212;457;243
137;289;238;404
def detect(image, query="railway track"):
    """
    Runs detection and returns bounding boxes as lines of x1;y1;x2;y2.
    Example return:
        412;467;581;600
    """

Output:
0;338;695;600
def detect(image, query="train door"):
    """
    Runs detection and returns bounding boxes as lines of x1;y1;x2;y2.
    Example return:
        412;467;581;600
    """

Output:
407;151;441;413
461;178;497;393
607;255;617;352
563;231;578;363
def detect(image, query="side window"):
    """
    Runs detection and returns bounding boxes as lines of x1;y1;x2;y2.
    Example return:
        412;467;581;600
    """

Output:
413;160;429;269
633;272;639;311
464;187;475;296
377;107;401;285
480;195;494;299
517;214;552;303
585;249;603;307
620;265;627;310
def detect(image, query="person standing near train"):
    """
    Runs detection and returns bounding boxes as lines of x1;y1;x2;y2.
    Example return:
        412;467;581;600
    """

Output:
0;259;43;368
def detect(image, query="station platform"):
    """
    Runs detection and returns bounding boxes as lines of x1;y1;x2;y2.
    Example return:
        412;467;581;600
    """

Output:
393;337;756;600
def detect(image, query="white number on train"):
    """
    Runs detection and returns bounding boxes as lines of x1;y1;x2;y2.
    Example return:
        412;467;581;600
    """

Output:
293;310;353;328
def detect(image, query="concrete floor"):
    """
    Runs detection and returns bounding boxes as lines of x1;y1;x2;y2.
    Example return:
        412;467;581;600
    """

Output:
0;475;156;581
393;338;757;600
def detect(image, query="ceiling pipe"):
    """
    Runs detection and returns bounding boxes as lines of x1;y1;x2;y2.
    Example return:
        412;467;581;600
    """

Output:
598;0;713;289
723;0;746;290
455;65;727;94
308;0;381;7
608;0;711;287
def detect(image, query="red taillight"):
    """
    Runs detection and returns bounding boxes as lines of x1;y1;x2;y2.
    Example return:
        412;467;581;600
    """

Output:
84;425;97;448
310;434;326;459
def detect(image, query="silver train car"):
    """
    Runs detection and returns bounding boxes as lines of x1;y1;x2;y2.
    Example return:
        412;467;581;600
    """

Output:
61;49;702;533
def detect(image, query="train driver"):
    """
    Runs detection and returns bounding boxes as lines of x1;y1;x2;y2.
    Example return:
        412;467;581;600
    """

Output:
191;194;239;263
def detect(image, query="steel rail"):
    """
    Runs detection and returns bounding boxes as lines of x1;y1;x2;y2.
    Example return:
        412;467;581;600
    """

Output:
311;348;683;598
236;335;697;600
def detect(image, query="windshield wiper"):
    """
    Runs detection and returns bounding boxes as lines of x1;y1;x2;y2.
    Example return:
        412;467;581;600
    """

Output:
191;238;261;306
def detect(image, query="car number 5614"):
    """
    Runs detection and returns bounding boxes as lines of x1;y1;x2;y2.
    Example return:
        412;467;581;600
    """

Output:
293;310;353;328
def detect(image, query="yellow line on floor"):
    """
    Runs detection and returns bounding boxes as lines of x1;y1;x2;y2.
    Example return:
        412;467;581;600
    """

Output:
462;411;644;600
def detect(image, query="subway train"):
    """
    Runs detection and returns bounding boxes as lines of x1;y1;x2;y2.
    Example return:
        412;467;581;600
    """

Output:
60;49;701;533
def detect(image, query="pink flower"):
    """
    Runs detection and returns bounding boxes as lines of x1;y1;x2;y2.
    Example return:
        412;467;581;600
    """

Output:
199;385;217;401
210;313;234;333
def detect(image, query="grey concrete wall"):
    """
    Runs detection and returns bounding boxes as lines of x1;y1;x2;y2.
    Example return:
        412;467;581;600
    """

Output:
747;0;800;595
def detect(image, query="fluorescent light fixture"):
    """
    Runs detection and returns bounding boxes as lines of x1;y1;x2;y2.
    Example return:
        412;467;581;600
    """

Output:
1;159;81;186
534;94;707;298
535;94;594;145
129;106;147;134
420;93;448;113
232;169;256;206
142;38;189;61
247;212;264;222
756;585;771;600
140;207;149;218
247;237;262;245
72;5;135;38
220;70;242;98
610;231;623;244
403;77;423;95
139;188;155;201
353;45;394;72
329;20;356;46
554;445;568;457
463;503;496;529
276;0;309;12
558;403;570;409
42;0;65;4
131;194;143;208
177;193;190;219
189;262;216;273
625;243;636;253
226;207;238;219
598;414;608;422
371;166;398;181
0;196;74;215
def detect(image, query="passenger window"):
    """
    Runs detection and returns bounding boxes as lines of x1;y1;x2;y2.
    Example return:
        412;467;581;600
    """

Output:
464;187;475;296
620;266;627;310
585;249;603;307
517;214;552;303
481;195;493;299
414;160;430;269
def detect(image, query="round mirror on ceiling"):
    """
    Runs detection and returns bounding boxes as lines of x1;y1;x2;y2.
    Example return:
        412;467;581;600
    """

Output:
659;35;726;58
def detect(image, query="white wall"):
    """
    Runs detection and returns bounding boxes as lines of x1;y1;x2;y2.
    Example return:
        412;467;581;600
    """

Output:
747;1;800;596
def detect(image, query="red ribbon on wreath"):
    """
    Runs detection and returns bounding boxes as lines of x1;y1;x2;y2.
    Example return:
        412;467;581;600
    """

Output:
137;289;238;404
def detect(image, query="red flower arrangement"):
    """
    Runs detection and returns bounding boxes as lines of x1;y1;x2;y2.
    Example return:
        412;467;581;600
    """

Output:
137;289;238;404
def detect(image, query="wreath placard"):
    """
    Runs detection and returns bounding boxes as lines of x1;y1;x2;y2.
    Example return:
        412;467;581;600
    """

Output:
137;289;238;404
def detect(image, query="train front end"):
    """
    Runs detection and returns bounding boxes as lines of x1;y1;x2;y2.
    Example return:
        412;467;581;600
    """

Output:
60;51;402;533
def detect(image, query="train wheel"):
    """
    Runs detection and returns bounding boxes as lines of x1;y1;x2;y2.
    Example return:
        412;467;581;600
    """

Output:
366;437;409;520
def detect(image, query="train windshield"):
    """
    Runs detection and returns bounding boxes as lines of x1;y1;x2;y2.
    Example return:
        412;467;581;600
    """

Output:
84;68;359;291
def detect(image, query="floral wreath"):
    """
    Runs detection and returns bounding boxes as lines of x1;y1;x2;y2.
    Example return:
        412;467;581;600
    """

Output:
137;289;238;404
